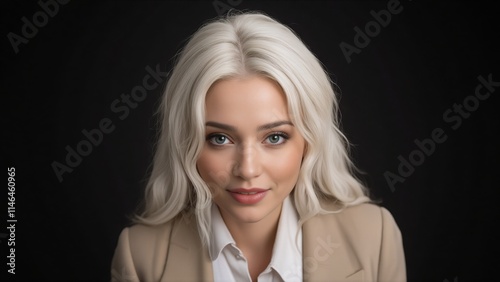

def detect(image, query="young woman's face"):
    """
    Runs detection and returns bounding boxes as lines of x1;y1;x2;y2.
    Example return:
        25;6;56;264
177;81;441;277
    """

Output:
197;75;305;225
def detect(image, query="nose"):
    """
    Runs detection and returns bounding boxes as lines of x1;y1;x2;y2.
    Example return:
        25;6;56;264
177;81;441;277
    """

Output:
232;142;262;180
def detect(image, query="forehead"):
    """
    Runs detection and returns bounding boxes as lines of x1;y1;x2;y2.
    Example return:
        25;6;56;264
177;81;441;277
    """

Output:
205;76;289;121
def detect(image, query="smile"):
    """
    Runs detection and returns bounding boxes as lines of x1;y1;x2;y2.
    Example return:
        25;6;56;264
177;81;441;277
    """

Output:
228;188;269;204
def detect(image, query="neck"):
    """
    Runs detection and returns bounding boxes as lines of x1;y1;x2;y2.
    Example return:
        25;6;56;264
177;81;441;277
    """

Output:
221;204;282;254
218;203;284;282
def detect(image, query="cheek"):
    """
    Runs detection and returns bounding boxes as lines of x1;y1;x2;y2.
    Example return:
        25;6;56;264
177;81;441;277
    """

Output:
197;150;232;189
265;148;304;187
196;152;215;184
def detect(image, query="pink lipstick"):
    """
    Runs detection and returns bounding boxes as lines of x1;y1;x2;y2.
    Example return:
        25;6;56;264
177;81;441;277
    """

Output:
228;188;269;205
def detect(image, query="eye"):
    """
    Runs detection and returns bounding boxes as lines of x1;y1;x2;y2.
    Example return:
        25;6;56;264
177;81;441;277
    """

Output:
207;134;231;145
264;132;289;145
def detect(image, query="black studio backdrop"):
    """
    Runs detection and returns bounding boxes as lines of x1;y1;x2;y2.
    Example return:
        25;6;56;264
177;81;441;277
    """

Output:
1;1;499;281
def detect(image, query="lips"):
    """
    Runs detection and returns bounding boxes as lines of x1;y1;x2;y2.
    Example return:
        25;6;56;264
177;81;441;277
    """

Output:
228;188;269;204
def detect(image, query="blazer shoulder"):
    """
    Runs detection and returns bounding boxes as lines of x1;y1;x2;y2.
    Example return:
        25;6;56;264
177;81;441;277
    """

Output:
334;203;406;280
111;220;177;282
343;203;401;232
322;201;382;214
321;201;397;226
304;202;406;280
127;220;175;243
313;201;402;247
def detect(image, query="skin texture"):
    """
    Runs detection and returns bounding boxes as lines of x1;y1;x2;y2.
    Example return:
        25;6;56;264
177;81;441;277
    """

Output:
196;75;306;281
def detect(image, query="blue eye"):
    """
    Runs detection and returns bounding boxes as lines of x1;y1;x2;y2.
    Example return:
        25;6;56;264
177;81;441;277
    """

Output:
208;134;230;145
265;133;288;145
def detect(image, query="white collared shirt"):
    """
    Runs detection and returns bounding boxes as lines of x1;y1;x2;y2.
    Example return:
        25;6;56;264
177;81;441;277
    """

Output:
209;197;302;282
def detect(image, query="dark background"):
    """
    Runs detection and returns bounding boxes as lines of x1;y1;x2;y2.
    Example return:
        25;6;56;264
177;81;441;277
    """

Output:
1;0;498;281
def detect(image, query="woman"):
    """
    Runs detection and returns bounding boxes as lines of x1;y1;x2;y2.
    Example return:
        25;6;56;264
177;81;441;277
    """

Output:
111;11;406;282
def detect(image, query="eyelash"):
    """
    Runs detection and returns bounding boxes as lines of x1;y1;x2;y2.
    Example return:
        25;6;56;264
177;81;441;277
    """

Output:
206;131;290;146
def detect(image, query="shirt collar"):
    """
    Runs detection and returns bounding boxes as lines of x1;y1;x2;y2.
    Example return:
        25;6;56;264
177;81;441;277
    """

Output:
208;196;303;279
268;196;303;281
209;203;235;261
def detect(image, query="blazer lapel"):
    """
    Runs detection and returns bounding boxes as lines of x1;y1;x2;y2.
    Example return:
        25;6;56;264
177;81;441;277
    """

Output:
161;207;364;281
302;212;363;281
162;213;214;282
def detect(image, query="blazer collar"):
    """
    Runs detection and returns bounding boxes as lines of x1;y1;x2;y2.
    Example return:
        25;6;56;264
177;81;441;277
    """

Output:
302;212;363;281
162;213;214;282
163;206;363;281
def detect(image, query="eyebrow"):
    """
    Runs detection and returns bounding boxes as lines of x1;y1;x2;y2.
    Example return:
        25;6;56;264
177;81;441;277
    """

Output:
205;120;293;132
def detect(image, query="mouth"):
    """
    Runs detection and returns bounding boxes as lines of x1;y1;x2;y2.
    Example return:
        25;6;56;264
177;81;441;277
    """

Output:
229;188;269;193
233;191;259;195
227;188;269;204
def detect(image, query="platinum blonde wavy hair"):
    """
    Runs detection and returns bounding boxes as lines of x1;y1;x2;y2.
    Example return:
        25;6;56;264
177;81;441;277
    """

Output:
134;11;371;247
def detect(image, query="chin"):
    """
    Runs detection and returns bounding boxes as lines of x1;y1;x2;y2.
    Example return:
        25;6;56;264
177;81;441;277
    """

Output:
218;198;284;225
227;206;269;223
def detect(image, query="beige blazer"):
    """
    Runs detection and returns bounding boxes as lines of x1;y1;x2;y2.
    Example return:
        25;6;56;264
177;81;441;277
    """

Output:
111;203;406;281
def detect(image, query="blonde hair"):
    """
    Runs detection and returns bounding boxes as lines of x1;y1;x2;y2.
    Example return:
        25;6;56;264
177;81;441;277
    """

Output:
134;10;371;247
